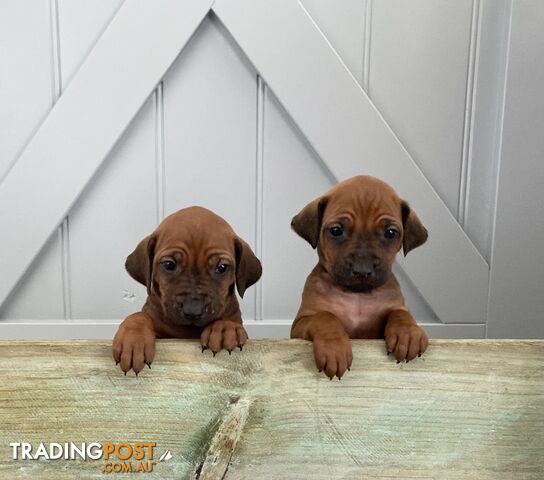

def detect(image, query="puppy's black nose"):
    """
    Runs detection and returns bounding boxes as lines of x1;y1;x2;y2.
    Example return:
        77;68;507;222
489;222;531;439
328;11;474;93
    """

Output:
182;296;204;319
350;259;376;279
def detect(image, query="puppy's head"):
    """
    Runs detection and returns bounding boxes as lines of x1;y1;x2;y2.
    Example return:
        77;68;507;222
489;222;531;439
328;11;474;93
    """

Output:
125;206;261;328
291;176;427;293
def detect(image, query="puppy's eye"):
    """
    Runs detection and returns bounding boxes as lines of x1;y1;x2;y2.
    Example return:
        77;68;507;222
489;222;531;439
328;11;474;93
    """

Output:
329;225;343;237
384;227;399;239
161;260;177;271
215;262;230;275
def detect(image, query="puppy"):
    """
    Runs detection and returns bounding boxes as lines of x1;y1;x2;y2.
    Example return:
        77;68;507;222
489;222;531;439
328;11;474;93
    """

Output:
290;176;429;379
113;206;262;374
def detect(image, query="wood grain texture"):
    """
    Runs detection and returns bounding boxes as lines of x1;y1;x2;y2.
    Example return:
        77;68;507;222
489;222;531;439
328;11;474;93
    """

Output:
0;340;542;479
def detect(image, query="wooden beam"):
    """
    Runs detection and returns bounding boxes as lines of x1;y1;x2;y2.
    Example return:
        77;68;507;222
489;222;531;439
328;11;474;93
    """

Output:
213;0;489;324
0;339;542;478
0;0;212;305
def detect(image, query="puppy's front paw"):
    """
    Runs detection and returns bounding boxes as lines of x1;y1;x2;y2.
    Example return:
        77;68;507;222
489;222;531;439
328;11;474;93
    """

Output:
112;315;156;375
313;333;353;380
385;320;428;362
200;320;248;356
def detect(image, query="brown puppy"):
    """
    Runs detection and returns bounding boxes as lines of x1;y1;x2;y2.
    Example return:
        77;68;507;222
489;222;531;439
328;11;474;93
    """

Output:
113;206;262;374
290;176;429;379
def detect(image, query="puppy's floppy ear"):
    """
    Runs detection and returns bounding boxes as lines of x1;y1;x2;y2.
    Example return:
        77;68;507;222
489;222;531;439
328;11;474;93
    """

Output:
234;237;262;298
291;197;328;249
401;201;428;256
125;233;157;295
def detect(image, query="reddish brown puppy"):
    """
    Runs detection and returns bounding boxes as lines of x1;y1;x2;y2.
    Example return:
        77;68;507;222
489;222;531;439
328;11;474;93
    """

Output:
113;207;262;375
290;176;429;379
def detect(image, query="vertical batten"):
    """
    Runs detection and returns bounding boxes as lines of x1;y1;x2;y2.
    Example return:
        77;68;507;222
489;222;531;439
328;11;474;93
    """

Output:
155;82;166;225
486;0;513;339
49;0;62;103
463;0;511;261
60;219;72;319
254;76;265;321
488;1;512;271
458;0;481;227
50;0;73;320
362;0;372;93
487;0;544;338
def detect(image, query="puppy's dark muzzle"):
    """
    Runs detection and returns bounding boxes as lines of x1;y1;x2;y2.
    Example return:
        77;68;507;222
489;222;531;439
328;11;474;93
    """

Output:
334;254;388;292
349;257;379;279
346;255;383;280
182;296;205;320
173;294;215;326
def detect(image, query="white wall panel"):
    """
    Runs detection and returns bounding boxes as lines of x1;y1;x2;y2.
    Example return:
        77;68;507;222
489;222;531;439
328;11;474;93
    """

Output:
69;97;156;319
261;90;335;321
369;0;473;220
1;1;532;339
301;0;366;85
56;0;142;320
0;0;53;180
464;0;510;260
162;16;258;320
488;0;544;338
0;0;64;321
393;266;438;323
0;234;64;321
57;0;124;89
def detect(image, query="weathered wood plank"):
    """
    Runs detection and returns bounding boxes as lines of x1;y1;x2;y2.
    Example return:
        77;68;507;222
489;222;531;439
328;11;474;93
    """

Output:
0;340;542;479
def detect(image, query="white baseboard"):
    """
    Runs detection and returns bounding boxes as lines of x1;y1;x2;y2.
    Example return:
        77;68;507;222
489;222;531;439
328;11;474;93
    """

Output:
0;320;486;340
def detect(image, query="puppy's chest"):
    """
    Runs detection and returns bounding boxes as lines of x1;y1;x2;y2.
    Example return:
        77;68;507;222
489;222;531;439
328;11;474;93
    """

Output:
317;288;405;338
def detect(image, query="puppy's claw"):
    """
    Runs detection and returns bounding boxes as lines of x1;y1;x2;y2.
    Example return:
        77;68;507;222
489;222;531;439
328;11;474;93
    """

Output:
238;345;243;351
124;371;127;376
146;362;152;369
212;351;217;358
347;367;351;372
227;349;232;356
201;345;208;353
396;360;401;364
115;361;119;365
318;369;322;373
386;352;390;356
135;371;139;377
418;353;422;357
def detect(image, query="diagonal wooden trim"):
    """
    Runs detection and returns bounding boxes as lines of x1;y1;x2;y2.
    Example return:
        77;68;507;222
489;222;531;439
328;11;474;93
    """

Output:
213;0;489;324
0;0;213;306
